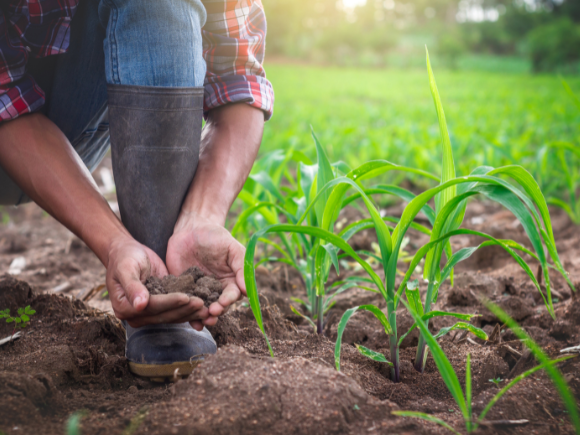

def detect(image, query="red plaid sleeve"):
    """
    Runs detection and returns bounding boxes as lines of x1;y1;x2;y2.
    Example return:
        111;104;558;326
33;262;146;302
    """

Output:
0;0;77;122
202;0;274;120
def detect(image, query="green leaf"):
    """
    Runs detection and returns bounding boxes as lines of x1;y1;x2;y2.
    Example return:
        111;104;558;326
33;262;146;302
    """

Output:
426;47;456;214
250;171;286;203
312;127;335;226
355;344;392;365
13;317;21;324
290;305;317;333
395;228;543;312
392;411;461;435
398;312;481;347
321;243;340;275
334;304;392;371
405;283;424;317
434;322;488;341
403;300;470;426
335;307;359;371
25;306;34;314
483;300;580;433
20;314;29;322
6;318;14;323
17;307;24;315
245;224;387;356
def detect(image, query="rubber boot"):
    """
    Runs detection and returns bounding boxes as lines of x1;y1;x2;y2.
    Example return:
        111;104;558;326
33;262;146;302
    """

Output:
108;84;217;381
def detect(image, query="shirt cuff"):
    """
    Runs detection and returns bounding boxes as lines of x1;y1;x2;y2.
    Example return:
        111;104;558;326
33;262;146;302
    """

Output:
0;75;45;122
204;74;274;121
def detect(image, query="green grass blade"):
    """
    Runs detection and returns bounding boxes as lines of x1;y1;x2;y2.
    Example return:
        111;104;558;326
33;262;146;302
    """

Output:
355;344;392;365
392;411;461;435
404;299;469;424
483;300;580;433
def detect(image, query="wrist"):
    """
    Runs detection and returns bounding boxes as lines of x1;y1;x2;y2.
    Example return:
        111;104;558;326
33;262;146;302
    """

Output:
174;208;226;234
84;222;133;267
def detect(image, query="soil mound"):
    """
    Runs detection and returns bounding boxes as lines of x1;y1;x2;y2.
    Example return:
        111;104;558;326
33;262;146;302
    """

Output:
143;345;406;435
146;267;223;307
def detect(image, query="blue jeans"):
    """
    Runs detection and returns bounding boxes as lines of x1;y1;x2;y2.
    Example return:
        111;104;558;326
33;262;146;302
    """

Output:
0;0;207;205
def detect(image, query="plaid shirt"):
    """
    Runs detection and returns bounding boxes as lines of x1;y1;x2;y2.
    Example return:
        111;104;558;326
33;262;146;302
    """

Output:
0;0;274;123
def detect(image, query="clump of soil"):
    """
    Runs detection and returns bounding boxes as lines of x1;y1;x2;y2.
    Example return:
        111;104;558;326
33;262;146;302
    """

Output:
145;267;223;307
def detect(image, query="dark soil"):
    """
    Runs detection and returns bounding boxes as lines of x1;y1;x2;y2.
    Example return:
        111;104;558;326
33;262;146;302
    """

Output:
145;267;223;307
1;192;580;435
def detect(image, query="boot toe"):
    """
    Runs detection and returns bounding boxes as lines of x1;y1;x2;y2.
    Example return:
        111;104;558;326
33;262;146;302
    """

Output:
125;325;216;379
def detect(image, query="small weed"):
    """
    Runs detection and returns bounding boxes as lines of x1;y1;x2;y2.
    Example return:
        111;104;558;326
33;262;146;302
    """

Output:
489;377;503;387
0;305;36;340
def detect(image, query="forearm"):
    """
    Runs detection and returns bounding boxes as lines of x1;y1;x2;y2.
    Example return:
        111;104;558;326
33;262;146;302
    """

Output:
177;104;264;227
0;113;131;265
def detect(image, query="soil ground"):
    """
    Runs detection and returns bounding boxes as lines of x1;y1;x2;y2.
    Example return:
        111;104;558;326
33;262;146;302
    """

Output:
1;166;579;434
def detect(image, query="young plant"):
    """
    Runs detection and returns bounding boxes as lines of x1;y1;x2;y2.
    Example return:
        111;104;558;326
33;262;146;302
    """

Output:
334;48;573;379
0;305;36;340
246;49;573;384
393;300;579;434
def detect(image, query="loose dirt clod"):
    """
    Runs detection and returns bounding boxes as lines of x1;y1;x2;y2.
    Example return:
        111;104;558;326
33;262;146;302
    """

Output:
145;267;223;307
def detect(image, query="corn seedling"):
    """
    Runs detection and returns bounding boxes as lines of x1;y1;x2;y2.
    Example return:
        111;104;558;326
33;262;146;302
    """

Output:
334;48;573;380
245;49;573;383
394;299;578;434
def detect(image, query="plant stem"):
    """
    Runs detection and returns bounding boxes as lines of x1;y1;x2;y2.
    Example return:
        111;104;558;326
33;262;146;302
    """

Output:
414;280;435;373
389;334;400;382
386;301;400;382
316;295;324;334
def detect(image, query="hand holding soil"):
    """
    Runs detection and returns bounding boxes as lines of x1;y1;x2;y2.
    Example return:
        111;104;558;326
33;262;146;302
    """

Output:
167;215;247;329
105;236;209;328
146;266;224;307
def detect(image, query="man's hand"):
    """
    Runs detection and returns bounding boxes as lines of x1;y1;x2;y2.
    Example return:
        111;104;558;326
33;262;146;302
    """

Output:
165;104;263;329
106;235;210;327
166;214;246;330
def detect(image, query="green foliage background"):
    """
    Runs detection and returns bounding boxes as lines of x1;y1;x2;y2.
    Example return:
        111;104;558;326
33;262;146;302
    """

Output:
260;63;580;203
263;0;580;72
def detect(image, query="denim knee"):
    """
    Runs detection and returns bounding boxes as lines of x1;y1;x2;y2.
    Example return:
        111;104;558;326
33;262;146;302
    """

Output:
100;0;207;88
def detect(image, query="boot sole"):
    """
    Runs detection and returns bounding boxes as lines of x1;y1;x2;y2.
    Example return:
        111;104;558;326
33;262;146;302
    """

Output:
128;360;201;382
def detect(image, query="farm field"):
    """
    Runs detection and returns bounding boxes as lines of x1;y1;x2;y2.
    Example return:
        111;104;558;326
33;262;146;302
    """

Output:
260;63;580;203
1;61;580;435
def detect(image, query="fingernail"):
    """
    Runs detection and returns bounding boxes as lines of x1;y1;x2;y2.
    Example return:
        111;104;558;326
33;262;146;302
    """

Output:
134;296;142;308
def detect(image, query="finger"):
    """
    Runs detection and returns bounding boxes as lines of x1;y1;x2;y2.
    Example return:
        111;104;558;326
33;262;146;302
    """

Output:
228;240;247;296
116;257;150;312
209;280;240;317
202;315;218;327
189;320;204;331
128;303;210;327
106;273;138;320
146;248;169;279
145;293;197;314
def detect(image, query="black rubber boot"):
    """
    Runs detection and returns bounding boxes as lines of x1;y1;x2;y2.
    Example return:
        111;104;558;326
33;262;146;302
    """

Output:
108;84;217;380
